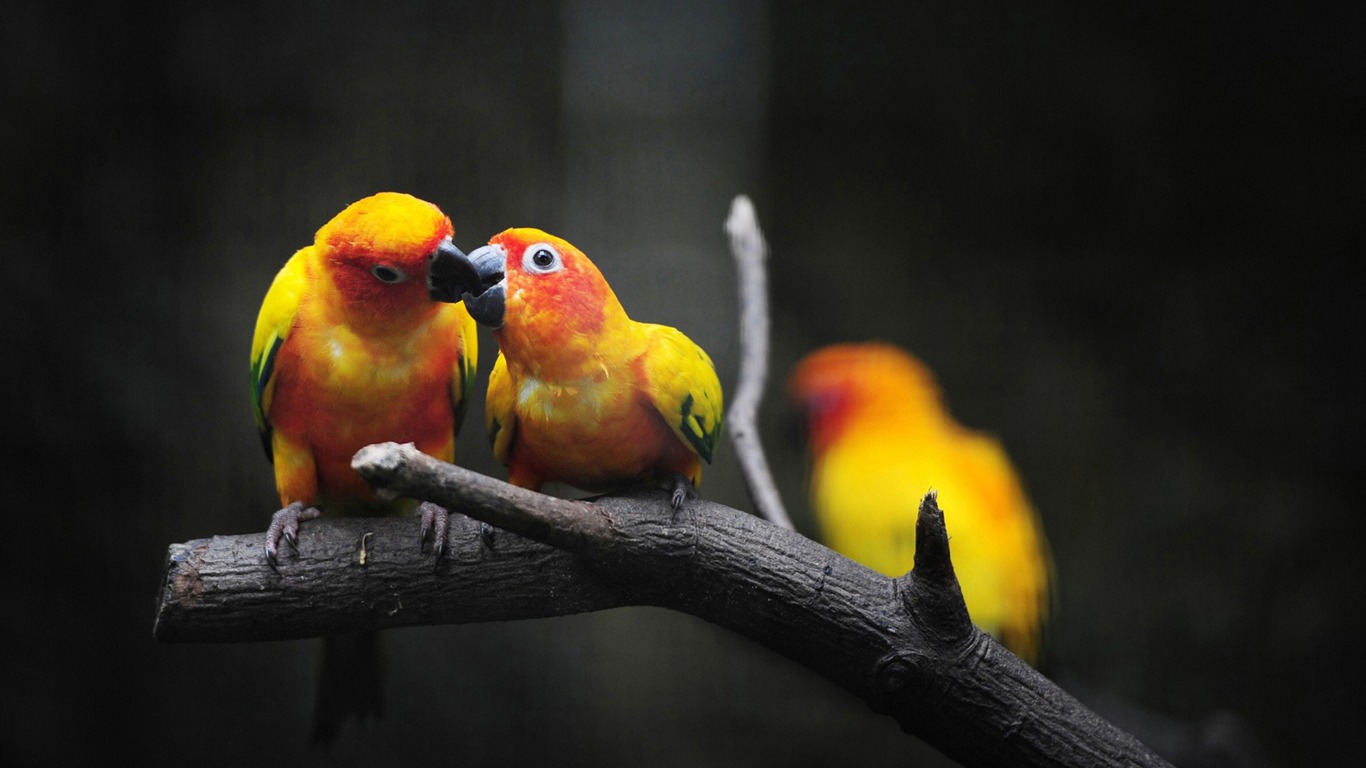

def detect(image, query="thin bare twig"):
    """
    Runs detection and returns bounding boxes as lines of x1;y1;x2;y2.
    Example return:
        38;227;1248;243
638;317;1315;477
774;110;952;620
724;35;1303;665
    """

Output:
724;196;794;529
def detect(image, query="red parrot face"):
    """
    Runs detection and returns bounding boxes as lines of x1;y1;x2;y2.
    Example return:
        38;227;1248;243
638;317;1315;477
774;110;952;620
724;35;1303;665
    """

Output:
787;357;859;457
434;228;613;340
314;192;468;318
788;343;944;455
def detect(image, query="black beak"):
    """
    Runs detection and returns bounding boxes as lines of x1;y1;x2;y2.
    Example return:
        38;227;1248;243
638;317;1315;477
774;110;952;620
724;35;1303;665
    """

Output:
428;239;477;302
428;242;507;328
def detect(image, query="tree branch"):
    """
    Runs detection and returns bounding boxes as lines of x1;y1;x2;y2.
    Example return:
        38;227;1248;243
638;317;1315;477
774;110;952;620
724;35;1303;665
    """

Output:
724;195;794;530
155;443;1170;768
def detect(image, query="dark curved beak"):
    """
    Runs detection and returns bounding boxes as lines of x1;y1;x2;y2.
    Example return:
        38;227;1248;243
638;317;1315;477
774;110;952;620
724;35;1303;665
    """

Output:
428;241;507;328
428;240;476;302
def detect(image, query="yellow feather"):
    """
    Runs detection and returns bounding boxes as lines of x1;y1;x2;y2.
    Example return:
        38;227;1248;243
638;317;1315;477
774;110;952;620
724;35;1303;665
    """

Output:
639;323;724;468
250;248;310;455
790;343;1052;664
486;352;517;466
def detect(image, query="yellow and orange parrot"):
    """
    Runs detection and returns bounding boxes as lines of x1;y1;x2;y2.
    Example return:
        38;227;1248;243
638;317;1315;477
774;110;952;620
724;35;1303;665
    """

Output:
249;191;478;741
787;342;1052;664
427;228;722;506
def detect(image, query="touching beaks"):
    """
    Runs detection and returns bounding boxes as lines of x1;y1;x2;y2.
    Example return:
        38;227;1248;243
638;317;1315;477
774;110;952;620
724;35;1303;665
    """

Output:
428;239;475;302
428;242;507;328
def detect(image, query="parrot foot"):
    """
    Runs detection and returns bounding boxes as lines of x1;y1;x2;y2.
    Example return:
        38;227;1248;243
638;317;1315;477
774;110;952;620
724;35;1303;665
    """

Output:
668;474;697;514
265;501;323;567
417;501;453;565
419;503;496;564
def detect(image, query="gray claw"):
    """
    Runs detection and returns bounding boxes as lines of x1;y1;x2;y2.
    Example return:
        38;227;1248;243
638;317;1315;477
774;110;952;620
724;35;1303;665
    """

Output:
418;502;451;565
668;474;695;514
264;501;321;567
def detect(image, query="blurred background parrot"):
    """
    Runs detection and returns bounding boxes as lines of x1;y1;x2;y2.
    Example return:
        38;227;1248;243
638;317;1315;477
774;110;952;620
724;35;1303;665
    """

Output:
428;227;723;507
787;342;1052;665
249;191;478;743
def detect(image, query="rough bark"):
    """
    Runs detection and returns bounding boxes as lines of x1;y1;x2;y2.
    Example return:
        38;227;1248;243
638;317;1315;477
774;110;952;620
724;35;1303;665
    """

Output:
155;443;1170;768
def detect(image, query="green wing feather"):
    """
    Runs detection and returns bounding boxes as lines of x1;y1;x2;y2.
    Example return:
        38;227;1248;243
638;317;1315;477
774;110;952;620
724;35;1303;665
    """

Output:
249;250;308;462
641;324;724;464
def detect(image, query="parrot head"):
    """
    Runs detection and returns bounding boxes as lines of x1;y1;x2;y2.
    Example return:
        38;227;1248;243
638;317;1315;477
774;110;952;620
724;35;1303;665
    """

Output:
431;227;623;341
314;192;471;322
787;342;945;456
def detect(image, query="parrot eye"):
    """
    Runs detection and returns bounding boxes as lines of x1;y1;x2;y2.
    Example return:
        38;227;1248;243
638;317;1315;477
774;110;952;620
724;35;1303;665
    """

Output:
522;244;563;275
370;264;408;284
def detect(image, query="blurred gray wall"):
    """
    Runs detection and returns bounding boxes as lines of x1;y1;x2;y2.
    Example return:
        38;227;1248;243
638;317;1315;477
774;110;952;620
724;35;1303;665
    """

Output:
3;1;1362;766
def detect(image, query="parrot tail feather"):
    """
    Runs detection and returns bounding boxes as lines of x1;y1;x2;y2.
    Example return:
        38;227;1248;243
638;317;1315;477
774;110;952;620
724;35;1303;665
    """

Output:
311;630;383;746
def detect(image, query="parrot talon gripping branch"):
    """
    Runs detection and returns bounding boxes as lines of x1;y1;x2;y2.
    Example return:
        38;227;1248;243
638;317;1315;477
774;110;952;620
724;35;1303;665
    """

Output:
416;500;451;562
668;474;693;512
263;500;320;567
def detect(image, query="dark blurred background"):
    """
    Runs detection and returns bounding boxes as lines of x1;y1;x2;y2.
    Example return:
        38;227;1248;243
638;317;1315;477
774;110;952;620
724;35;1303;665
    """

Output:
4;1;1362;766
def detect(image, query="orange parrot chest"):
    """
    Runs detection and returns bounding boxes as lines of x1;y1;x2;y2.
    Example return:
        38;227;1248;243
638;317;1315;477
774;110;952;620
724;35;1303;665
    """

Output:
507;361;689;490
270;313;460;504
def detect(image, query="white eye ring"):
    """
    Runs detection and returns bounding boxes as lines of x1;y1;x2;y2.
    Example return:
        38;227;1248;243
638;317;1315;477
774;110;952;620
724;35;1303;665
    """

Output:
370;264;408;284
522;243;563;275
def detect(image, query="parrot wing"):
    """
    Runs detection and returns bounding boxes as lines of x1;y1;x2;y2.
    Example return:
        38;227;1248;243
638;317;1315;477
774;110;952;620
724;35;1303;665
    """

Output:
450;306;479;442
250;249;309;462
485;351;518;465
640;323;724;464
956;433;1054;663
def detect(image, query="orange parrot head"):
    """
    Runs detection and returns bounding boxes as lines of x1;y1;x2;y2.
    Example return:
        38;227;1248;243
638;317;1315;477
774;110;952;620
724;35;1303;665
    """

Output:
313;192;469;324
787;342;946;456
431;227;627;356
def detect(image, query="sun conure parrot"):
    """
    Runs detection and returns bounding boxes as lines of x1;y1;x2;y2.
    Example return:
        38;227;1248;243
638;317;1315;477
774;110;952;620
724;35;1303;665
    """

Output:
426;227;722;507
787;342;1052;665
249;191;478;742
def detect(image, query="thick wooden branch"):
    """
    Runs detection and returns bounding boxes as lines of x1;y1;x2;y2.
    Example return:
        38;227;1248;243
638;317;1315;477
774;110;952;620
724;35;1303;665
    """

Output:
155;443;1169;768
